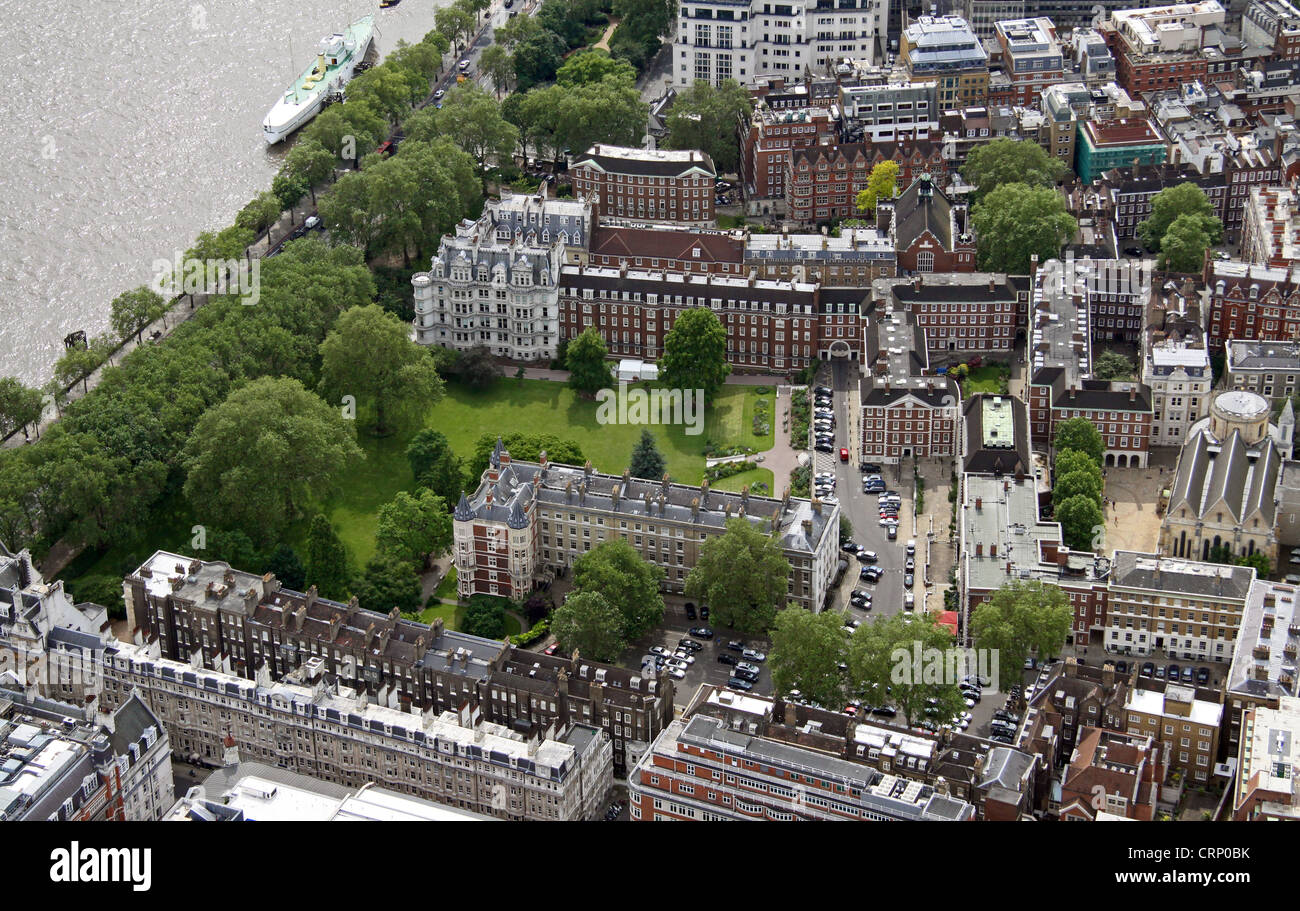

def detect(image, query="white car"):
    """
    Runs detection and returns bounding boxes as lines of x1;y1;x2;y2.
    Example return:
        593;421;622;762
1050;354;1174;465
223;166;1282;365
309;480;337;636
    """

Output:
737;661;761;674
742;648;766;662
671;651;695;665
665;658;690;671
661;666;685;679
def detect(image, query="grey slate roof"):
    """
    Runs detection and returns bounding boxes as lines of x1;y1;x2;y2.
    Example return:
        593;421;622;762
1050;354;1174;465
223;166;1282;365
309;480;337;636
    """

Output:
1110;550;1255;600
1169;430;1280;527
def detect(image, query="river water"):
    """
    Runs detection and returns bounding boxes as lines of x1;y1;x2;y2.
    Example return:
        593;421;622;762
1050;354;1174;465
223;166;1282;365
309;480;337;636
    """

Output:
0;0;445;386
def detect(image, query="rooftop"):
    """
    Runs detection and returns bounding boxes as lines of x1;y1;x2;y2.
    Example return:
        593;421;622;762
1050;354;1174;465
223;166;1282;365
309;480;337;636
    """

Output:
1226;579;1300;703
1109;550;1255;600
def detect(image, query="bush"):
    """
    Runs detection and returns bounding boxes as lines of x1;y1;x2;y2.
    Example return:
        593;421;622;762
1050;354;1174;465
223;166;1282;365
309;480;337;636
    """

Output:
705;460;758;482
462;594;511;639
65;574;127;620
510;616;551;646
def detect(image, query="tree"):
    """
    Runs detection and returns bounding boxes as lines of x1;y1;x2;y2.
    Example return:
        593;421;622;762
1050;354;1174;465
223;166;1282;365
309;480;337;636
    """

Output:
467;432;585;479
962;137;1067;199
566;326;612;396
109;286;167;343
572;538;665;639
839;514;854;547
318;305;445;436
551;590;627;661
432;83;519;174
1093;350;1134;381
1056;495;1104;552
478;43;515;98
305;514;351;600
462;594;509;639
1236;551;1271;577
971;579;1073;691
848;613;965;725
1053;470;1102;510
629;428;667;480
513;30;567;91
236;191;285;242
181;377;362;541
1161;213;1212;273
1137;182;1223;253
971;183;1076;274
375;489;453;569
854;160;899;214
53;341;111;395
265;544;307;591
769;607;848;709
406;429;466;504
0;378;45;441
1053;417;1104;465
663;79;754;175
685;518;790;634
351;551;422;614
204;528;262;571
557;49;637;87
458;345;500;389
281;138;337;204
1056;448;1103;486
660;307;731;405
435;4;476;53
552;78;648;157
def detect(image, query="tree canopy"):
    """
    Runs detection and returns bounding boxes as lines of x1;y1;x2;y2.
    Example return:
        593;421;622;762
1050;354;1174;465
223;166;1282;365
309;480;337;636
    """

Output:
375;488;453;569
971;580;1074;691
769;607;849;709
1053;417;1104;465
551;590;627;661
663;79;754;175
566;326;613;396
572;537;665;639
854;160;899;214
1138;182;1223;253
685;518;790;634
660;307;731;405
962;137;1067;199
971;183;1076;274
848;613;966;725
629;428;667;480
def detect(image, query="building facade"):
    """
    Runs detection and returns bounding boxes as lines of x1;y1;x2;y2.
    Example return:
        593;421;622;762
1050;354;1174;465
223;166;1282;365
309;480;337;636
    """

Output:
992;18;1065;107
1076;118;1169;185
877;173;978;274
570;145;717;227
1205;260;1300;349
453;444;842;613
1143;283;1212;447
900;16;990;109
1241;184;1300;268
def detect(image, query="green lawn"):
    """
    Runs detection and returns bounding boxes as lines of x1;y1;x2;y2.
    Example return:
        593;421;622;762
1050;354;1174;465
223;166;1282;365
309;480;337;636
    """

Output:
963;366;1011;396
711;467;775;495
425;378;773;484
434;566;458;600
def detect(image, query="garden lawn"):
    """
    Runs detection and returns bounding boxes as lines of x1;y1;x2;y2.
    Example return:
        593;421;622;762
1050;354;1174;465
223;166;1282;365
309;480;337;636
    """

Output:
711;467;775;495
316;431;413;568
963;365;1010;396
425;378;773;484
434;566;458;600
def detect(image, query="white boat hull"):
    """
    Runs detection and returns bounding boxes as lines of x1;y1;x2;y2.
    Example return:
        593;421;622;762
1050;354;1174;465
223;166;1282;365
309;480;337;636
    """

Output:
263;32;374;145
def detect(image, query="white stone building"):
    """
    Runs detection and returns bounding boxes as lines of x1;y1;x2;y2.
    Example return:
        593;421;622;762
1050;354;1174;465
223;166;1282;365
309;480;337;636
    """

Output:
412;189;592;361
672;0;888;89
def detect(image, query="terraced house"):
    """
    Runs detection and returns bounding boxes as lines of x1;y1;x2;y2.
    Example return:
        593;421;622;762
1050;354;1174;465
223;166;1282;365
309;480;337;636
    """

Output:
452;442;841;613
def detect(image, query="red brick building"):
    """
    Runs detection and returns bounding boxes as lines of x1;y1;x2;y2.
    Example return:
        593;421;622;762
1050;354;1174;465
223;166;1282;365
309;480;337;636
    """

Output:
1058;728;1167;821
1204;259;1300;349
570;144;717;227
784;142;948;226
557;265;864;371
584;223;745;276
877;174;977;274
888;273;1029;362
740;105;839;215
1028;372;1154;467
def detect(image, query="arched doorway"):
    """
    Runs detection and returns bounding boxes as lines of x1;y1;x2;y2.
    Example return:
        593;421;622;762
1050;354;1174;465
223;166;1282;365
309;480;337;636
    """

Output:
829;340;852;359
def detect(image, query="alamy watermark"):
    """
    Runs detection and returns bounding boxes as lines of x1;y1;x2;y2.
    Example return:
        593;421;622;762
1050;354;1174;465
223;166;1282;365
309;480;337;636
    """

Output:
1038;252;1153;301
595;383;704;436
890;643;999;691
151;250;260;306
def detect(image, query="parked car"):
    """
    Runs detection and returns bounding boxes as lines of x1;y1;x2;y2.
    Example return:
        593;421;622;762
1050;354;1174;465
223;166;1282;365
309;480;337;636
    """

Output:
742;648;766;662
726;640;745;652
684;603;697;621
814;385;832;396
733;667;760;683
1114;660;1128;674
701;606;710;622
649;646;672;657
689;626;714;639
905;540;916;556
727;676;754;691
887;525;898;540
1140;662;1155;677
543;642;559;655
678;638;702;652
1154;665;1167;679
861;463;882;473
717;653;739;666
904;573;914;587
1196;666;1210;685
1181;666;1195;684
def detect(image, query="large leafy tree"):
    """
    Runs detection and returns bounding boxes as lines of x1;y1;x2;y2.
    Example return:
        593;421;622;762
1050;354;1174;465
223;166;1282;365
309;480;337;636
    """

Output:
769;607;849;709
182;377;362;541
566;326;612;396
280;138;336;204
848;612;966;726
971;183;1076;274
663;79;754;175
478;43;515;98
375;489;453;569
431;82;519;174
1137;182;1223;253
1161;214;1213;272
1092;350;1134;381
265;544;307;591
685;518;790;634
1056;448;1103;485
462;595;509;639
660;307;731;405
1056;494;1104;552
962;137;1067;199
557;49;637;87
305;514;352;600
629;428;667;480
854;160;899;214
406;429;466;505
467;432;585;479
513;30;568;91
110;286;167;344
0;377;45;441
351;551;423;614
1053;470;1102;510
318;304;445;436
551;590;627;661
1053;417;1104;465
572;537;665;639
971;579;1073;691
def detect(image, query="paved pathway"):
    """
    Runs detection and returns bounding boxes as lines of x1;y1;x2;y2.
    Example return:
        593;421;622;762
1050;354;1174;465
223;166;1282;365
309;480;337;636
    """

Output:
593;18;619;51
